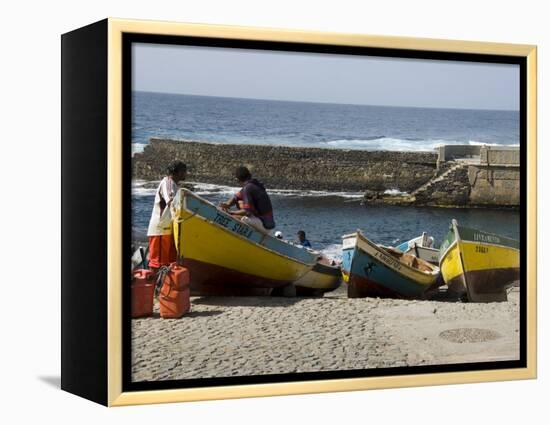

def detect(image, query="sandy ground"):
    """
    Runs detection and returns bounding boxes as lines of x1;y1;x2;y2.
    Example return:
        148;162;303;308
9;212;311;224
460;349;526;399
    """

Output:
131;286;520;382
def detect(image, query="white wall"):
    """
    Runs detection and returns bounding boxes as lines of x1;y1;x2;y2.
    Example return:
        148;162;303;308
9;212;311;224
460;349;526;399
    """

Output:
1;0;546;423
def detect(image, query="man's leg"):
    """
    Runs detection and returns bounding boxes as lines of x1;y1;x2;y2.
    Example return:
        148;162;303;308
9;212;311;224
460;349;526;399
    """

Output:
241;216;272;235
148;236;161;270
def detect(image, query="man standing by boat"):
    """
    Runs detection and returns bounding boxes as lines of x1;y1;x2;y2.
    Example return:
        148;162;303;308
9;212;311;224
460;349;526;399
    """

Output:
220;166;275;234
147;160;187;270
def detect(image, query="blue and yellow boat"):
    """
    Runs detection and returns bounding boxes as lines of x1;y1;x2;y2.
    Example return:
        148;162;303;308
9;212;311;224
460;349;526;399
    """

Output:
439;219;520;302
172;189;319;295
342;231;440;299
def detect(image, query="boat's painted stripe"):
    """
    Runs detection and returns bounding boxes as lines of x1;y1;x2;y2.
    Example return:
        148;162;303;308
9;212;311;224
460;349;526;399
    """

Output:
456;225;520;250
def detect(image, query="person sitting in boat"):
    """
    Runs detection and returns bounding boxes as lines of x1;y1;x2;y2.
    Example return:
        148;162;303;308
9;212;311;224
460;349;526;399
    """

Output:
219;166;275;234
296;230;312;248
147;160;187;270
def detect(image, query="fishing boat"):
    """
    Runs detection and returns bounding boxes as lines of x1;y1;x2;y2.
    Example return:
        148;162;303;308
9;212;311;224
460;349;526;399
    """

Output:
439;219;520;302
342;231;440;299
171;189;319;295
394;232;439;265
294;255;342;296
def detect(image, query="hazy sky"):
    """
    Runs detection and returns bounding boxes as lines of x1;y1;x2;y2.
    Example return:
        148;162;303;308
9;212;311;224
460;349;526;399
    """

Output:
133;43;519;111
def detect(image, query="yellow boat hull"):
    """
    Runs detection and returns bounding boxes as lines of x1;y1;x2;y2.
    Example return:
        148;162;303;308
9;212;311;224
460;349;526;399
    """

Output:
439;220;520;302
173;189;317;295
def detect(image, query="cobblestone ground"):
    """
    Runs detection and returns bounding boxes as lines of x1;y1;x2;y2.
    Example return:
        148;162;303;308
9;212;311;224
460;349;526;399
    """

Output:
131;287;520;382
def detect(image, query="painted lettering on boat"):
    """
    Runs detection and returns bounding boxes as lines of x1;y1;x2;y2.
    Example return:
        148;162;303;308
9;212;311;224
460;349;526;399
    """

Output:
213;213;231;228
213;212;254;239
373;250;403;271
231;221;254;239
473;233;501;244
475;245;489;254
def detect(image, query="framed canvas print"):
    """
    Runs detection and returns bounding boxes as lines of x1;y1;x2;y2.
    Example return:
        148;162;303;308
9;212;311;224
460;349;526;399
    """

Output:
61;18;537;406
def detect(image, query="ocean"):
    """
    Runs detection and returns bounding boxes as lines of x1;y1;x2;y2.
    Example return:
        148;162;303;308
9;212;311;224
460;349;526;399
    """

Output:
131;91;520;258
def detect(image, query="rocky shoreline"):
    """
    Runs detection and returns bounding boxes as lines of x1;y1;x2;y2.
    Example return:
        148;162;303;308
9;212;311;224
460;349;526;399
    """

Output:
132;138;520;208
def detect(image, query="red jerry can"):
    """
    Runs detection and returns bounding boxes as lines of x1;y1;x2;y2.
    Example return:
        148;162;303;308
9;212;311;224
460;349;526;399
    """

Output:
131;269;155;318
159;263;191;319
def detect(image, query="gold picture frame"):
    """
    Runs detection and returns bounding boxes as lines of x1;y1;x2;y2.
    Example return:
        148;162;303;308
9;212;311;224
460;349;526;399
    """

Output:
61;18;537;407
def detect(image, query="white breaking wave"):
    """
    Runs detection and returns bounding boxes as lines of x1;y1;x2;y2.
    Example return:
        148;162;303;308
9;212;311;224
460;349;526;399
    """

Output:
193;182;241;196
268;188;364;199
132;179;158;196
383;189;408;196
321;137;517;152
133;180;364;199
132;143;148;156
467;140;519;147
320;243;343;262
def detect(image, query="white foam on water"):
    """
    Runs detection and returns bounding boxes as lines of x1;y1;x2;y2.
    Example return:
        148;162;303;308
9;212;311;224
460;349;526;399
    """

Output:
321;137;446;151
192;182;241;196
320;243;343;262
383;189;409;196
467;140;519;147
268;188;364;199
132;143;148;156
132;180;366;200
193;183;365;199
321;137;517;152
132;179;159;197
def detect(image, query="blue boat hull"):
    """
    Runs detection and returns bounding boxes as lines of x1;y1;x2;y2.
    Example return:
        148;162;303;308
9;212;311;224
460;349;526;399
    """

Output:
342;232;439;299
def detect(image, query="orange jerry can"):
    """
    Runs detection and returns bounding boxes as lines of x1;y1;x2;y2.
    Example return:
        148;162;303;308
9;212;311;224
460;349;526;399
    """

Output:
159;263;191;319
131;269;155;318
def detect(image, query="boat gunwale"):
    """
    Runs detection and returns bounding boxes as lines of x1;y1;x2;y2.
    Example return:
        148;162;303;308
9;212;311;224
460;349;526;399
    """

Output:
176;188;319;268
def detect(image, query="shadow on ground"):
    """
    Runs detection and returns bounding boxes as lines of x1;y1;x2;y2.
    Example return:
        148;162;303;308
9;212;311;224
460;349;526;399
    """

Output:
38;376;61;389
191;296;308;307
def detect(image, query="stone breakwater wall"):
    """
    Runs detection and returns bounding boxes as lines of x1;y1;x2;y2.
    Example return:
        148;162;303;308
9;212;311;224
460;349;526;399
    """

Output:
132;139;520;207
133;138;438;192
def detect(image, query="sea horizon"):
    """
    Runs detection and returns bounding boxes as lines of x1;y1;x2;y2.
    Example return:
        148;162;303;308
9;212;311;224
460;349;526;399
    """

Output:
133;89;520;113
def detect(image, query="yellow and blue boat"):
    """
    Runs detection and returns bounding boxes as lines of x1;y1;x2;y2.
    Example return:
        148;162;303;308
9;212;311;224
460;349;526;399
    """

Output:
342;231;440;299
172;189;319;295
439;219;520;302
